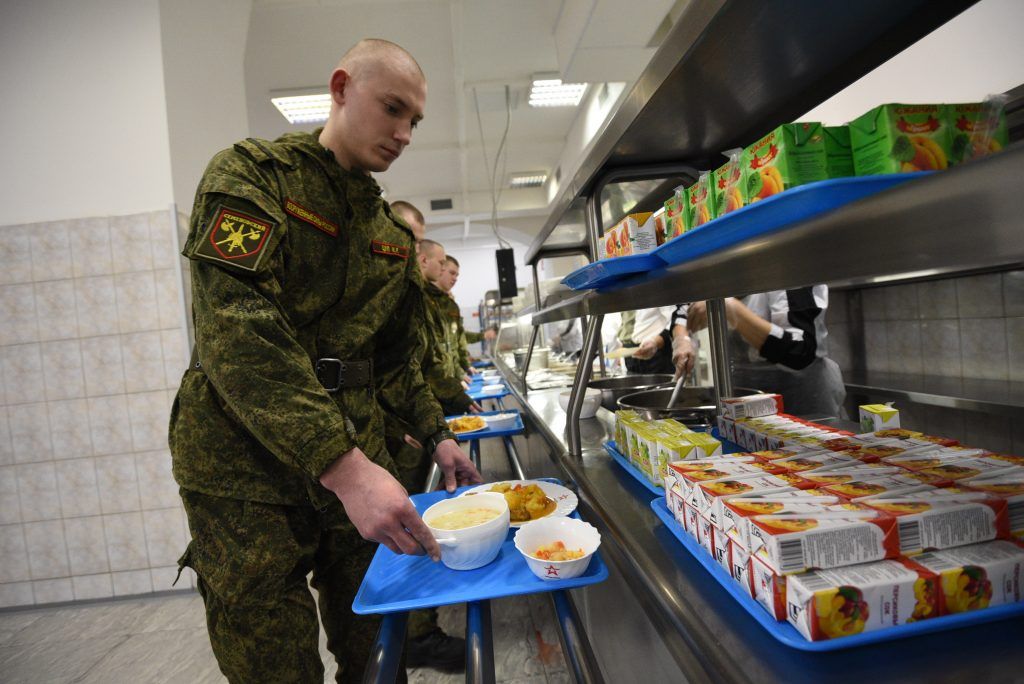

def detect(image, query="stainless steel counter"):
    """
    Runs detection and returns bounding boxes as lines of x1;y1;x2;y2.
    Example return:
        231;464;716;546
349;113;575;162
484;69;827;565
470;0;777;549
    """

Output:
494;360;1024;684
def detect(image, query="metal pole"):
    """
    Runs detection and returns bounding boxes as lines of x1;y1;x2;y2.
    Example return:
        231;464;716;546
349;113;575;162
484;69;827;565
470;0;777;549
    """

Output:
706;298;733;412
465;600;495;684
424;462;440;493
567;314;603;457
502;435;527;480
470;439;481;472
361;612;408;684
550;590;606;684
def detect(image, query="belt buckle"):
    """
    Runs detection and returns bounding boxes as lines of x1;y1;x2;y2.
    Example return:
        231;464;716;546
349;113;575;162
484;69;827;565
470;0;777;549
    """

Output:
316;358;344;393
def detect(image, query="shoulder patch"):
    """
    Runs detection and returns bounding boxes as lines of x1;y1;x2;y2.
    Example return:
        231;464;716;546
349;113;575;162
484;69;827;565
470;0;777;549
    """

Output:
284;198;338;237
371;240;409;259
194;205;275;272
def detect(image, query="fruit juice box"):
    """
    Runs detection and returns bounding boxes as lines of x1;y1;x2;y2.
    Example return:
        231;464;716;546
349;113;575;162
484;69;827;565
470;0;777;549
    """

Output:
787;559;940;641
712;522;733;574
722;393;784;419
908;540;1024;614
752;553;789;619
856;428;923;441
613;410;640;450
741;122;828;203
721;495;851;549
696;474;812;527
751;446;828;462
683;171;716;232
730;538;755;597
655;417;693;435
858;403;900;432
663;187;686;240
666;482;688;526
770;452;861;473
749;512;900;575
682;432;723;457
962;473;1024;540
653;434;706;485
883;449;999;472
633;424;668;480
822;475;937;502
912;458;1019;483
850;104;953;175
717;415;737;444
823;125;855;178
713;151;745;216
864;498;1009;555
696;510;716;556
799;466;904;487
631;210;663;254
947;101;1009;166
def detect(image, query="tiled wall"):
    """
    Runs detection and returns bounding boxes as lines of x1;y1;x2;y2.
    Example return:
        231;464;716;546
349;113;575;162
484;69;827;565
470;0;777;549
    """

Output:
0;211;194;608
828;270;1024;453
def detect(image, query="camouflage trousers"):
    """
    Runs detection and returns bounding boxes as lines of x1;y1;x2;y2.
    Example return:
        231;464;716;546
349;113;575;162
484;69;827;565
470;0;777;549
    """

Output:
178;488;406;684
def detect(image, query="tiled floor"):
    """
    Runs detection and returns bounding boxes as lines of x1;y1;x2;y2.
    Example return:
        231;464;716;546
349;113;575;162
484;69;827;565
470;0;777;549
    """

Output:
0;431;572;683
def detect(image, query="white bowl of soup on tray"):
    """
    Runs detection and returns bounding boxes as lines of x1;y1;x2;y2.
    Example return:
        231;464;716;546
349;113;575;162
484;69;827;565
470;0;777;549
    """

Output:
514;516;601;581
422;492;510;570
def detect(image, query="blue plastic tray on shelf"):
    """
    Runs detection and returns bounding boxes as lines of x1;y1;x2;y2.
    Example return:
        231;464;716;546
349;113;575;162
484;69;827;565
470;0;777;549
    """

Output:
471;360;495;369
445;409;525;441
561;252;662;291
650;497;1024;651
353;482;609;615
468;383;510;401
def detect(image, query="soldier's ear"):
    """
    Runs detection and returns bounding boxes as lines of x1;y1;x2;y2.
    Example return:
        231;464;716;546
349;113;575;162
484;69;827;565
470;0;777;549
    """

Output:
329;68;351;106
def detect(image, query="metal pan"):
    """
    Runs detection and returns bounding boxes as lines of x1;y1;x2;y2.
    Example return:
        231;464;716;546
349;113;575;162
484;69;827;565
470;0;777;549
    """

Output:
617;386;762;425
587;374;674;411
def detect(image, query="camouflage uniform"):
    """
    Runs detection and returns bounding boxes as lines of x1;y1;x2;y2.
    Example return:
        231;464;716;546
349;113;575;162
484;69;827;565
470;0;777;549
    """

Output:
170;131;454;684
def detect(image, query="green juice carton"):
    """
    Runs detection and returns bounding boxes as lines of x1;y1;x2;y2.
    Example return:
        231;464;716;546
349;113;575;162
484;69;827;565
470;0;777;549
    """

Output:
663;187;686;240
713;151;745;216
849;103;952;175
742;122;828;203
684;171;716;231
947;101;1009;165
823;126;855;178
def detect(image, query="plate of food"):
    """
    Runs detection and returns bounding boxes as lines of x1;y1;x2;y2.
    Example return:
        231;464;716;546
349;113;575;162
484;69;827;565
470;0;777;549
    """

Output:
460;480;578;526
447;415;488;434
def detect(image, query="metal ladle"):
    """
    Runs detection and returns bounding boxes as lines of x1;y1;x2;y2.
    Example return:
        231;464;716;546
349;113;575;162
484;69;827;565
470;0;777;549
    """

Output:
666;373;686;408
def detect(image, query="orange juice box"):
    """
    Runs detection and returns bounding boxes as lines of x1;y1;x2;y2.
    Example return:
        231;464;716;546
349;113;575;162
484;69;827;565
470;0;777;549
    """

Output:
683;171;716;231
752;553;788;619
697;510;716;555
749;512;900;575
864;498;1009;556
913;458;1020;484
822;475;936;502
721;495;850;549
712;523;733;573
962;473;1024;540
722;393;784;419
713;151;745;216
717;415;737;444
663;187;687;240
823;125;855;178
730;538;755;597
800;465;904;487
666;482;687;527
850;104;952;175
630;210;663;254
695;474;812;527
771;452;862;473
907;540;1024;614
858;403;901;432
669;459;776;496
682;432;723;457
742;122;827;203
856;428;923;441
786;559;940;641
947;101;1009;165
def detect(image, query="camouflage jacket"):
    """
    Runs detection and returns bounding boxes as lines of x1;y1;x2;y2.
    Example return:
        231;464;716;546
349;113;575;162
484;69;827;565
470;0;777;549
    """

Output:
169;131;452;506
423;285;462;377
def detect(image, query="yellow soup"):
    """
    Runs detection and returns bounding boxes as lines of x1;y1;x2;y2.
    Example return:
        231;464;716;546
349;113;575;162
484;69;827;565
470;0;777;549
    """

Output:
427;508;501;530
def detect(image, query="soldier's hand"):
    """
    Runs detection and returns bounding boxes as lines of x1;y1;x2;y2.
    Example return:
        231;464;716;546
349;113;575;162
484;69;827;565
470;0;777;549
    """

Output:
468;402;483;414
433;439;483;493
319;448;441;561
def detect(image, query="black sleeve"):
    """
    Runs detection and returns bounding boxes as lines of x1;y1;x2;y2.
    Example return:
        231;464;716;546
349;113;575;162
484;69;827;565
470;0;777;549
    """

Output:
670;304;689;330
758;288;820;371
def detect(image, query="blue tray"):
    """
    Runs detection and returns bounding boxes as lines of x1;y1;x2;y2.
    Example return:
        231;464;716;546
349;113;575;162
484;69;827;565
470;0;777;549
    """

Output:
653;173;929;267
650;498;1024;651
471;360;494;369
468;384;510;401
562;252;662;291
353;483;609;615
604;441;662;496
445;409;525;440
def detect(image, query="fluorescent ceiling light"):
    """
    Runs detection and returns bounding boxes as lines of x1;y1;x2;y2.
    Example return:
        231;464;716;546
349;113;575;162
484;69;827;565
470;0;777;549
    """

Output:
271;92;331;124
508;172;548;189
529;77;587;108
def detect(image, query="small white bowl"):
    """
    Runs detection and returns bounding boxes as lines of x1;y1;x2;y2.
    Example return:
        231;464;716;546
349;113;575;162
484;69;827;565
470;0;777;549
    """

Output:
514;517;601;581
423;493;510;571
558;388;602;419
483;413;518;430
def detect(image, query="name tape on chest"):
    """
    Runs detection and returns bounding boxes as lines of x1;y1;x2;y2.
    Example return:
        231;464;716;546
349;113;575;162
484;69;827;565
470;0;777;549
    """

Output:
371;240;409;259
284;198;338;237
195;206;275;271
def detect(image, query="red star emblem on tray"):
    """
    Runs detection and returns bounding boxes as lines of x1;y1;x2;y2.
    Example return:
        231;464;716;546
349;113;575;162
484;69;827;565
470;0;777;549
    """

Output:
545;565;560;577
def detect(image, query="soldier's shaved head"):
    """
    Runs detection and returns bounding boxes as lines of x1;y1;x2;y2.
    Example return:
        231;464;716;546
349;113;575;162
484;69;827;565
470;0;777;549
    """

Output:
337;39;424;82
390;200;425;244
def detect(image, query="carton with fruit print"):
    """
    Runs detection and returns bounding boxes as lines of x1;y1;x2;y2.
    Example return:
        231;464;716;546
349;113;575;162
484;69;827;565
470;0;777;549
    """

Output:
741;122;828;203
908;540;1024;614
786;559;940;641
683;171;716;231
712;150;745;216
947;100;1009;165
962;472;1024;540
748;512;900;575
862;497;1010;556
663;187;686;240
823;125;855;178
850;104;952;175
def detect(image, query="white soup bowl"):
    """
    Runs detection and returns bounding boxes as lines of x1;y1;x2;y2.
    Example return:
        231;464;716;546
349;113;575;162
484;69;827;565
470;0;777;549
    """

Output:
423;492;510;571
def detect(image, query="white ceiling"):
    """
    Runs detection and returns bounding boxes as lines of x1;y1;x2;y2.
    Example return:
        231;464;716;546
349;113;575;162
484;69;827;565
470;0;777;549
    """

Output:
243;0;677;240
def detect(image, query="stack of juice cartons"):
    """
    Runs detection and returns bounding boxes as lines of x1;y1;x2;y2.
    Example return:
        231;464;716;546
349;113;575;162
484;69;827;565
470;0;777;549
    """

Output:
612;411;723;488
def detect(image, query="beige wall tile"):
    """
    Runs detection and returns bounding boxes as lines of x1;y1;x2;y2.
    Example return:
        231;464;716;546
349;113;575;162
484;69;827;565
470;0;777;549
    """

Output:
0;284;40;346
114;272;159;334
30;221;73;282
8;402;53;463
74;275;119;338
48;398;94;460
149;565;185;593
94;454;140;514
0;225;34;285
40;339;86;401
135;450;179;510
0;410;13;466
0;466;20;524
1;343;45;405
150;211;178;270
109;214;153;275
160;329;188;388
80;336;126;397
0;581;35;608
128;391;170;452
0;523;30;582
32;577;74;603
143;508;186;567
34;280;80;342
72;573;113;600
121;332;165;393
17;462;62;522
111;569;153;596
87;395;132;457
153;269;181;330
103;512;148;572
68;217;114;278
55;457;101;518
65;516;110;575
24;519;70;580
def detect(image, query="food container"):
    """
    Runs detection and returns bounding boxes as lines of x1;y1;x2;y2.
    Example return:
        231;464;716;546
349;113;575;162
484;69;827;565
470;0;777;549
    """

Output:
514;517;601;581
558;388;602;418
423;493;510;571
483;413;518;430
588;374;674;411
513;347;549;371
617;386;762;425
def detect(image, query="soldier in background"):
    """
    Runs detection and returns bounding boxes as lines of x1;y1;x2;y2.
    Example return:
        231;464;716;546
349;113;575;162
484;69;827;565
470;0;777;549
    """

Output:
170;39;480;683
390;199;425;244
436;255;495;372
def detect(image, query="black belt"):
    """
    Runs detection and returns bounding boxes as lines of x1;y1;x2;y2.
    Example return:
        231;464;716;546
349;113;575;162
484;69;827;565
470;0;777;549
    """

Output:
315;358;373;392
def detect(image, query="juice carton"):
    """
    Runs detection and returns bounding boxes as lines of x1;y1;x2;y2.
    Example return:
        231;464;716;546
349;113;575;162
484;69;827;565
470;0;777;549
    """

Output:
752;553;788;620
849;104;951;175
717;415;737;444
748;512;900;575
663;187;686;240
713;151;745;216
613;410;640;451
908;540;1024;614
787;559;940;640
771;452;861;473
799;466;904;487
721;495;851;549
947;101;1009;165
741;122;828;203
722;394;784;419
962;473;1024;540
730;538;755;597
683;171;716;231
863;498;1009;555
858;403;900;433
821;475;936;501
823;125;855;178
711;522;733;574
630;211;663;254
682;432;723;457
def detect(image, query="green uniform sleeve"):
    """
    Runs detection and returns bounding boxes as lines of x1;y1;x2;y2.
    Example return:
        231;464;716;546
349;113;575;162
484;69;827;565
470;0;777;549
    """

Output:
464;329;484;344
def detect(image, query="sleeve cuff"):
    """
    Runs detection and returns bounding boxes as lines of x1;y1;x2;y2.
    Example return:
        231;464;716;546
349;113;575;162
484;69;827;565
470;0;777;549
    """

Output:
296;421;359;480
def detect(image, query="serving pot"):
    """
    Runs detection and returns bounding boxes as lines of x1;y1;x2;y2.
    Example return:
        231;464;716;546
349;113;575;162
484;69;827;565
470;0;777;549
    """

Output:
617;386;762;425
587;374;674;411
513;347;549;371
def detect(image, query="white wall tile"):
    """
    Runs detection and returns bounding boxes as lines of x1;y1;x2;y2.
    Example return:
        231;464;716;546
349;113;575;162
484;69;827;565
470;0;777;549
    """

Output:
0;284;40;346
112;569;153;596
150;211;178;270
0;224;34;285
32;577;74;604
72;573;113;600
55;457;101;518
0;524;30;582
149;565;186;593
103;512;148;572
64;516;110;575
8;402;53;463
80;335;126;397
136;450;178;510
74;275;119;338
67;217;113;278
87;395;133;457
110;214;154;275
160;328;188;388
143;507;186;567
0;343;46;405
153;269;182;330
24;519;70;580
128;390;170;452
0;581;35;608
0;410;12;466
30;221;73;282
34;280;80;341
960;318;1009;381
0;466;20;524
48;398;94;460
114;272;160;334
121;331;165;393
40;339;86;401
16;462;62;522
95;454;141;514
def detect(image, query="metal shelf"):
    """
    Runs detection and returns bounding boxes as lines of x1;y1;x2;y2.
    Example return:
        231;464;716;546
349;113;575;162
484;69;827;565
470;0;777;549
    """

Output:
526;0;977;265
844;371;1024;418
533;143;1024;324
